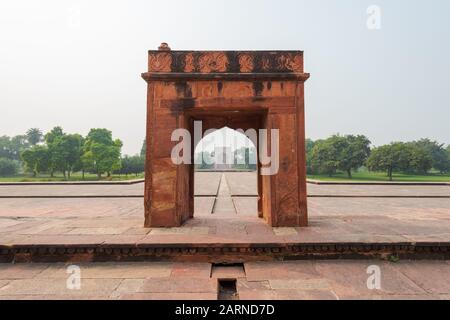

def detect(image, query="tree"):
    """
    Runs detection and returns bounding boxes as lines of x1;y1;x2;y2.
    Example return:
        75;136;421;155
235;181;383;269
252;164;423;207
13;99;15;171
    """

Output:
45;126;65;177
72;136;89;179
407;143;432;174
26;128;43;146
0;136;13;159
366;142;412;181
83;129;122;178
21;145;50;177
412;139;449;174
336;135;371;178
311;139;339;176
51;134;83;179
7;135;29;161
119;155;145;177
44;126;64;145
0;158;19;176
305;138;315;174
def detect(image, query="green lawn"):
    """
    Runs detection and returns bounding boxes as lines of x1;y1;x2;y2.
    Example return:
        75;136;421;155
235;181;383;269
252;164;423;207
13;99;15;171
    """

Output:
307;171;450;182
0;173;144;182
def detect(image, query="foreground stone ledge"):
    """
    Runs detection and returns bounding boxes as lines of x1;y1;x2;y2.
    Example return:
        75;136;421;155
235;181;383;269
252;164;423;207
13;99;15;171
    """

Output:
1;242;448;263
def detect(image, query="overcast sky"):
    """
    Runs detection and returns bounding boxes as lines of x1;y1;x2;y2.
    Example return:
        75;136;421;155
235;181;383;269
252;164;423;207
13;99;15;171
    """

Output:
1;0;449;155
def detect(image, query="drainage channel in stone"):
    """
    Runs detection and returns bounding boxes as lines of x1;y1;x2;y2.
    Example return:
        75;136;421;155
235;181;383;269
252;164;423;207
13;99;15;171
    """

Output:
212;263;245;300
212;173;237;215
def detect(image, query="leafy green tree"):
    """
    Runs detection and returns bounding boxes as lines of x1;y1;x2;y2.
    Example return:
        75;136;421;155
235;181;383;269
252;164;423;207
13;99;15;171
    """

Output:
72;136;90;179
367;142;412;181
119;155;144;177
45;127;65;177
44;126;64;145
0;136;13;159
83;129;122;178
51;134;83;179
26;128;43;146
0;135;29;161
407;143;432;174
337;135;371;178
311;139;339;176
305;138;315;174
412;139;449;174
21;146;50;177
0;158;19;176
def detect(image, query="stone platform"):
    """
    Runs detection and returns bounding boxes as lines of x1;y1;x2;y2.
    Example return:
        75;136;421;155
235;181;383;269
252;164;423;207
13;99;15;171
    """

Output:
0;173;449;262
1;260;449;299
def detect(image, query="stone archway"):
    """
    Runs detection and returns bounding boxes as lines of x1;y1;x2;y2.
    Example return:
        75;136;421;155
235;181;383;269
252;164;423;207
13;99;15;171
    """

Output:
142;44;310;228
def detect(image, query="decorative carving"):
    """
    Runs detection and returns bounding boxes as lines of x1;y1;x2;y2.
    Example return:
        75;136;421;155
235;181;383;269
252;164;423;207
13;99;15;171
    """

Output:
238;53;254;73
198;52;229;73
277;53;303;72
184;53;195;72
261;55;272;72
148;50;304;74
149;53;172;72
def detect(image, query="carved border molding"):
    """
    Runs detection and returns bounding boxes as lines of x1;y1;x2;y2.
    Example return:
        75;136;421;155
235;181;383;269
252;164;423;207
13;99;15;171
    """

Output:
148;51;304;74
1;243;448;263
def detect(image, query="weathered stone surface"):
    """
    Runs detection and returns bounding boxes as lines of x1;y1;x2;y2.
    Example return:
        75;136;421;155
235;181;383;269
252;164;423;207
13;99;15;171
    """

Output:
36;262;171;279
0;263;49;279
170;263;212;278
0;278;121;297
140;278;217;293
393;261;450;294
314;261;427;297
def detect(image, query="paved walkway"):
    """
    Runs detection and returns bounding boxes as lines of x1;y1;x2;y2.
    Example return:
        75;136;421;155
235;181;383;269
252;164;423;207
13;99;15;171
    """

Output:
0;196;449;245
0;260;448;299
0;172;448;197
0;171;449;251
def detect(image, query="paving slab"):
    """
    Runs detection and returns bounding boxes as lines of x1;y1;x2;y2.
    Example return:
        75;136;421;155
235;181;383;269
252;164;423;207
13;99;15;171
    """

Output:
194;172;222;196
170;263;212;279
140;278;217;293
36;262;172;279
314;260;427;298
0;278;121;297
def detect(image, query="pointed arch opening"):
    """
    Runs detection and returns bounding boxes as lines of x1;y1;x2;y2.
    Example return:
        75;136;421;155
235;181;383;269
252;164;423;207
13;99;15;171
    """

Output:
194;127;258;218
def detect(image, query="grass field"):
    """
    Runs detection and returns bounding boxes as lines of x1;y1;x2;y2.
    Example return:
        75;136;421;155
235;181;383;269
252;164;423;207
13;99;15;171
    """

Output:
0;173;144;182
307;171;450;182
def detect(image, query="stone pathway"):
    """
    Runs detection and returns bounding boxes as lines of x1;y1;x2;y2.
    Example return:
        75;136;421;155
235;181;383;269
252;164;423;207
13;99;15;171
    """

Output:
0;196;449;245
212;174;237;215
0;260;448;300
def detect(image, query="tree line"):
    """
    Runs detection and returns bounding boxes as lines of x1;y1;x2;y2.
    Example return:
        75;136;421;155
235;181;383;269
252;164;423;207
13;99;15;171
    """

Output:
307;135;450;180
0;127;145;179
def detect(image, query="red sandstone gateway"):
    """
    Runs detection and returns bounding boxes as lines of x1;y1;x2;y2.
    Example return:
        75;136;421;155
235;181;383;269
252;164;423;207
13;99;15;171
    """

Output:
142;44;310;228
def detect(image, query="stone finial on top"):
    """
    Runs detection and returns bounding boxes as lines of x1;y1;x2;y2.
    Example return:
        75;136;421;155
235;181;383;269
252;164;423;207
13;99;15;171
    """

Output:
158;42;171;51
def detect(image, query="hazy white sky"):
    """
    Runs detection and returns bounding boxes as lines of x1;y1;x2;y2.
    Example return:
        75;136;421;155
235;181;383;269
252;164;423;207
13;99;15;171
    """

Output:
1;0;449;155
